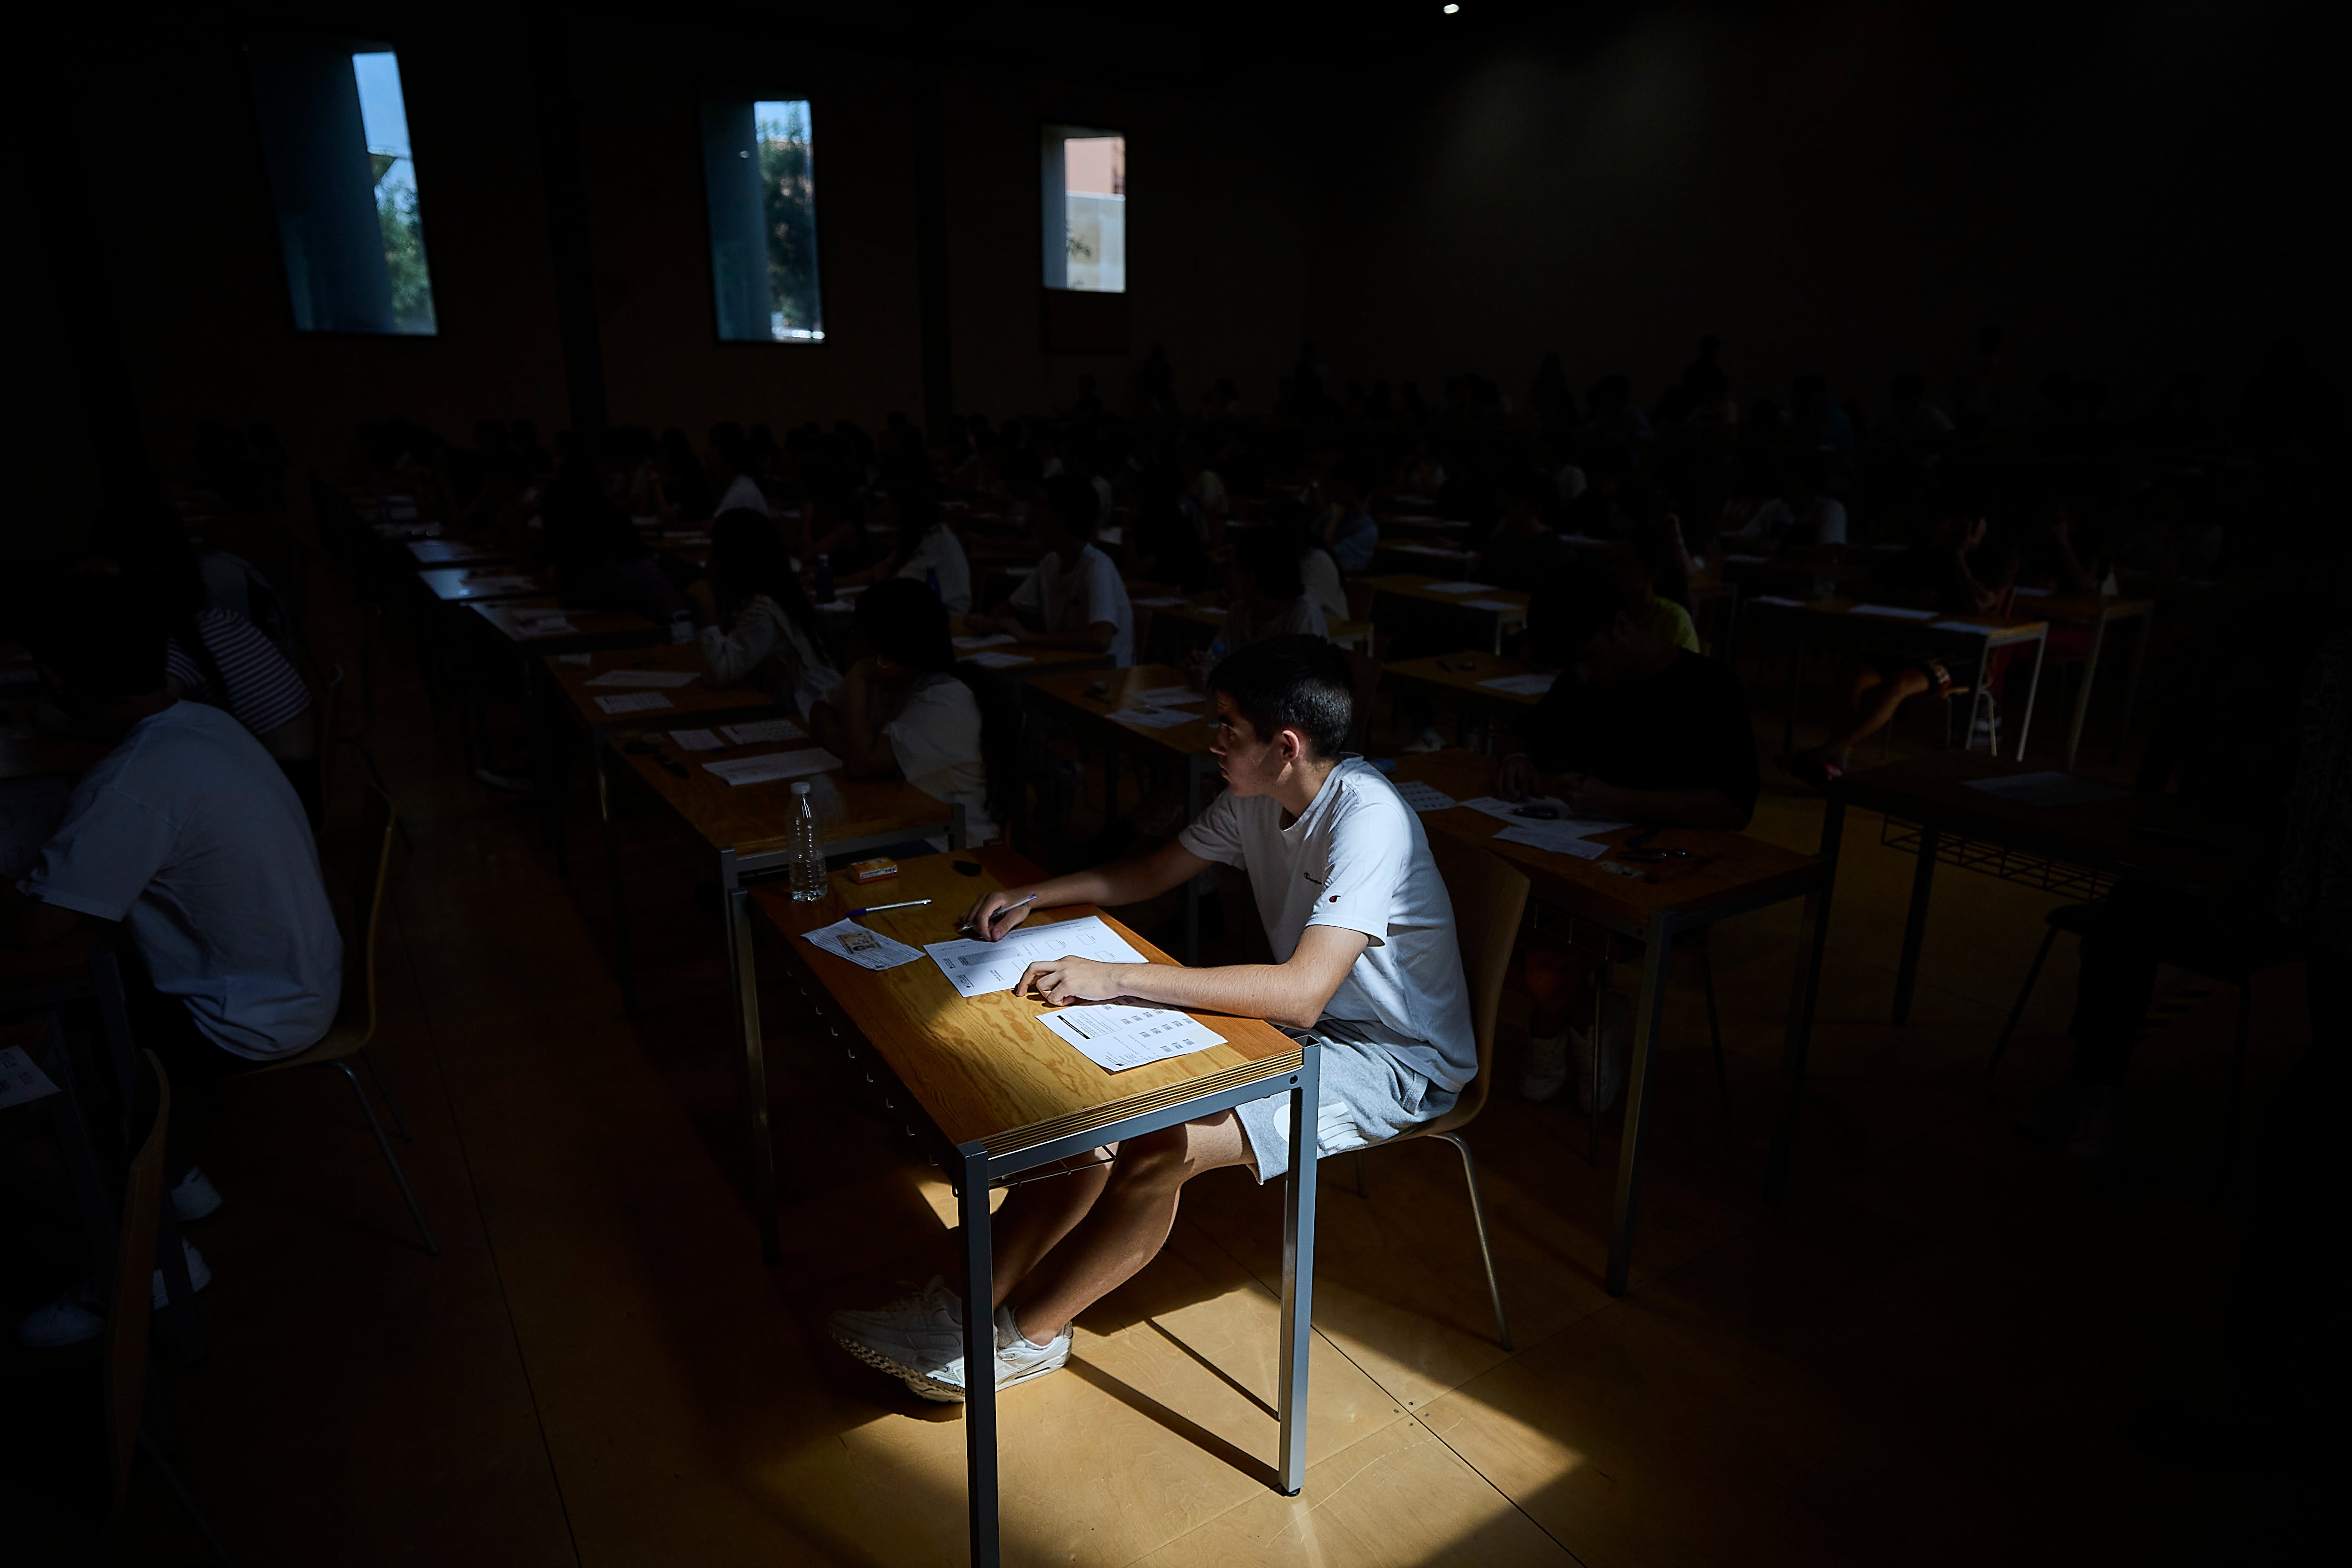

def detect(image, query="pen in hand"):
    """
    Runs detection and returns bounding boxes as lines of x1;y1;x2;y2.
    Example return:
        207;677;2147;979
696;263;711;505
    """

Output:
961;892;1039;936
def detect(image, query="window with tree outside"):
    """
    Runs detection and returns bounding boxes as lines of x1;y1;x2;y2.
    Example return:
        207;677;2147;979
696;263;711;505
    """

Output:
701;97;824;342
1043;129;1124;293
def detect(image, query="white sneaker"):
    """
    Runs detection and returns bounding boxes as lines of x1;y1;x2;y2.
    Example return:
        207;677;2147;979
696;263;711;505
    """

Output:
828;1275;969;1385
910;1304;1073;1403
1520;1031;1571;1102
1569;993;1630;1115
1400;726;1448;754
18;1240;210;1350
172;1166;223;1222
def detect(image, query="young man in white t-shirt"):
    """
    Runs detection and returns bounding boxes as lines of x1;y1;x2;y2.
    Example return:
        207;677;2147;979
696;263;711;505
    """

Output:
829;636;1471;1401
809;579;996;844
5;573;342;1345
964;476;1134;666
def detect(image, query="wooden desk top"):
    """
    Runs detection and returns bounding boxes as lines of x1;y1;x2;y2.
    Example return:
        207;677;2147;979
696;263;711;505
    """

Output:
1391;750;1823;930
0;735;110;784
407;538;510;568
0;927;105;999
1383;652;1552;706
1375;541;1479;570
1027;664;1220;759
1758;596;2049;643
418;567;550;604
469;598;660;648
752;847;1298;1153
1367;574;1531;617
613;731;948;857
545;644;780;733
1832;752;2244;891
2016;591;2156;624
945;617;1115;680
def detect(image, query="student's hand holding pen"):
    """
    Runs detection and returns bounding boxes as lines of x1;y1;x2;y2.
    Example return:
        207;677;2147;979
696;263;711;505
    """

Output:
959;889;1040;940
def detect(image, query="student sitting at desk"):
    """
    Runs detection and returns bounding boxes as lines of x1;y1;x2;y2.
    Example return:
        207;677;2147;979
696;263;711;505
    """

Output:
807;580;999;844
1321;463;1380;573
1218;526;1330;652
827;636;1473;1400
835;480;974;614
690;508;842;715
5;573;342;1347
1477;468;1575;588
963;477;1135;666
1493;570;1759;1105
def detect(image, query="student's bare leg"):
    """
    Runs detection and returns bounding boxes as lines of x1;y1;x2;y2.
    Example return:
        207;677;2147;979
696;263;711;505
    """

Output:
1821;665;1931;758
985;1154;1116;1307
1006;1113;1255;1342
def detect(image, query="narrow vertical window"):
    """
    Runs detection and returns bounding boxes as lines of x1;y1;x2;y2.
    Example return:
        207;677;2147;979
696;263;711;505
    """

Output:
250;38;437;334
1042;127;1125;293
701;97;825;342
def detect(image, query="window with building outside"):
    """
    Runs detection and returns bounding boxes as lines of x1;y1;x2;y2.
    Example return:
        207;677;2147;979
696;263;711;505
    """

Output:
700;97;825;342
249;39;437;334
1043;129;1125;293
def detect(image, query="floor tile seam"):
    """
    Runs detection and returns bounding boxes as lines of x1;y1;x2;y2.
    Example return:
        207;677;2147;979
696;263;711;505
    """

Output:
388;891;587;1568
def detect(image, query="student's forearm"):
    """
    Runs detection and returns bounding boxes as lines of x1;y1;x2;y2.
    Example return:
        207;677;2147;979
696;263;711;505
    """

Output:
1100;960;1332;1030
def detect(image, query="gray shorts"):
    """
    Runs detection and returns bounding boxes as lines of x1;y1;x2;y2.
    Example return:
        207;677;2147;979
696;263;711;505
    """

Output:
1230;1020;1457;1184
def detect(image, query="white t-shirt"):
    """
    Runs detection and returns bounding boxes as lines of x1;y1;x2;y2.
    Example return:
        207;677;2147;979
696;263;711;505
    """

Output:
716;474;771;517
1726;495;1847;548
1180;758;1475;1090
1299;548;1349;625
1009;543;1135;666
20;702;342;1059
1223;594;1329;652
884;675;995;842
897;524;973;614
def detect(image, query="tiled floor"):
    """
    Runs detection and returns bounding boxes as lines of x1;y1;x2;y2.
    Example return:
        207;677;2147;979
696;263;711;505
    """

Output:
22;580;2320;1566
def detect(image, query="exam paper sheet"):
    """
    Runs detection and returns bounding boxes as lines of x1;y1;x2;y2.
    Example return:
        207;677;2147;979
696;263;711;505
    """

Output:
1038;1005;1228;1072
924;915;1150;998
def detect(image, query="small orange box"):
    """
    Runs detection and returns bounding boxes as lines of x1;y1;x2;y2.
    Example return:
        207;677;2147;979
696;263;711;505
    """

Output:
848;857;899;883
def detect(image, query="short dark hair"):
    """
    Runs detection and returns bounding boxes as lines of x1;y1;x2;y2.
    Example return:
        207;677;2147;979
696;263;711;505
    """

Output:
21;570;169;699
854;576;954;672
1041;474;1098;534
1235;526;1305;602
1207;634;1352;758
1528;566;1636;665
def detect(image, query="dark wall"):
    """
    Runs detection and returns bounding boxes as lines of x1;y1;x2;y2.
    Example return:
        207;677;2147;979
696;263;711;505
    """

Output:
1299;0;2338;416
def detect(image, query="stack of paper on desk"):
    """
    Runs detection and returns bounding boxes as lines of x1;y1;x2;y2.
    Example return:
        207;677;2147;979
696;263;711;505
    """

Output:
702;748;842;786
1038;1005;1227;1072
586;669;699;688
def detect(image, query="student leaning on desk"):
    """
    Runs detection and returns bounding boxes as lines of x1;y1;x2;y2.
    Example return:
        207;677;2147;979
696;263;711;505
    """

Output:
1491;568;1761;1111
827;636;1475;1402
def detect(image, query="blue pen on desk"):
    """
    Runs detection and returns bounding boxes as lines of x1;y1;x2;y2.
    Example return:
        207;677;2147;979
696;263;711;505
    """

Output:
850;897;932;917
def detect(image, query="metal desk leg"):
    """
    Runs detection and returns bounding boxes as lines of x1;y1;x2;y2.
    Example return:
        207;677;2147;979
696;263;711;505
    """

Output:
1892;823;1938;1026
1783;627;1804;760
595;731;637;1015
1967;638;1994;753
724;867;780;1266
2115;611;2153;763
958;1141;1000;1566
1278;1039;1320;1495
2012;631;2048;762
1766;799;1843;1205
2066;611;2111;772
1605;911;1677;1297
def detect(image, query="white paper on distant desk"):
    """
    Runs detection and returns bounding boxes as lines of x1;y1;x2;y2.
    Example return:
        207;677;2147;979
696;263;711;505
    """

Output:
802;917;927;972
1126;685;1202;707
1751;595;1807;607
669;728;724;751
718;719;805;746
1106;707;1199;730
0;1045;60;1109
1723;553;1771;564
1964;772;2128;809
1422;581;1497;595
702;748;842;786
594;692;673;715
1461;599;1520;613
1039;1004;1228;1073
463;574;541;594
586;669;699;688
953;633;1019;650
1392;780;1456;812
965;651;1033;669
1492;823;1611;859
1478;673;1556;696
512;613;576;636
924;915;1151;998
1848;604;1939;620
1131;596;1190;608
1459;797;1629;837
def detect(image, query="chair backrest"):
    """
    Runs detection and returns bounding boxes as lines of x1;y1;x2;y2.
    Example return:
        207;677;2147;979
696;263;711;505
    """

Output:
332;780;399;1044
1422;834;1530;1134
103;1048;169;1522
1345;650;1384;751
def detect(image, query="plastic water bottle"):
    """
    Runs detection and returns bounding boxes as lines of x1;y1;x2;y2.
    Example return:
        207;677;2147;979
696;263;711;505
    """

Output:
788;782;825;901
814;553;834;606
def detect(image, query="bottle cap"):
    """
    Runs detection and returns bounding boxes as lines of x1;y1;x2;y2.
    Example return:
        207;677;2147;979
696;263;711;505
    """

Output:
791;781;810;794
